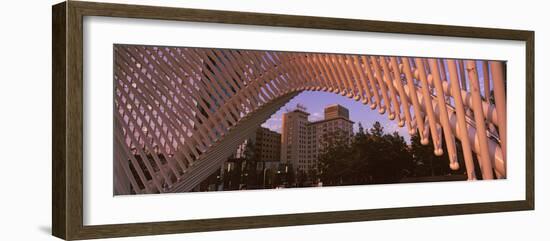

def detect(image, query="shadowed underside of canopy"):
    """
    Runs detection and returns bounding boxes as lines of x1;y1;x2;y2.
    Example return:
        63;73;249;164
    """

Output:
113;45;507;195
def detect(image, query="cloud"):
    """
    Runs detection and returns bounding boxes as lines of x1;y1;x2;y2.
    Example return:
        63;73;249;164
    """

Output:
261;122;282;132
310;112;322;121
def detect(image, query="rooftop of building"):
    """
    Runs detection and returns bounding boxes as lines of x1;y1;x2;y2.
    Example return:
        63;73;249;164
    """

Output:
258;126;282;135
309;116;354;125
324;104;347;109
285;108;310;115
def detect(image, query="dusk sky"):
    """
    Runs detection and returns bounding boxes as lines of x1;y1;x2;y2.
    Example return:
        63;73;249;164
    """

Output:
260;91;412;143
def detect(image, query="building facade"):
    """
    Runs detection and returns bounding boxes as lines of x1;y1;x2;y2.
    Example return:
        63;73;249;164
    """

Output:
256;127;282;163
281;104;354;173
324;104;350;120
280;107;310;170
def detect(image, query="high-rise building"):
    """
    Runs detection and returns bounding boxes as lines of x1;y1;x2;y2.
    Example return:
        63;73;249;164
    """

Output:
281;104;354;174
281;107;310;170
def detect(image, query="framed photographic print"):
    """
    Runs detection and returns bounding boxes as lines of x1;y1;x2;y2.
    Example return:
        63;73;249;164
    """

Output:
52;1;534;240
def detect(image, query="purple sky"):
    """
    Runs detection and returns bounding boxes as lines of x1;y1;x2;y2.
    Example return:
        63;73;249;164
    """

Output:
261;91;412;143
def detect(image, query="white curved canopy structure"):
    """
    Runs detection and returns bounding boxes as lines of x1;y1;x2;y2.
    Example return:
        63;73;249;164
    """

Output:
113;45;507;195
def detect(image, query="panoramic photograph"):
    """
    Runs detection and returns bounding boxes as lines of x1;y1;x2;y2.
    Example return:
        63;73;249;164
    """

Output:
112;45;507;195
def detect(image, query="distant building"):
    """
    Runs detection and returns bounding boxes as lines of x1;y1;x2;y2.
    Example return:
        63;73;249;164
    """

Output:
256;127;281;163
281;107;310;170
229;126;282;173
281;104;354;173
324;104;350;120
210;126;282;191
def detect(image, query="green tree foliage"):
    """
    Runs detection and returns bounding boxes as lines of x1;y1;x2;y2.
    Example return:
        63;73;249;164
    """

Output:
318;120;471;186
318;121;413;186
409;133;450;177
410;132;475;179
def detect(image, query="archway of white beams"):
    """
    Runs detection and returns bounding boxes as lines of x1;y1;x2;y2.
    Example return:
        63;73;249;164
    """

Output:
113;45;507;195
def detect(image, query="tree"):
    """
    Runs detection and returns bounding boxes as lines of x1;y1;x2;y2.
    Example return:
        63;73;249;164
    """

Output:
366;125;413;184
357;122;365;136
379;131;414;182
317;121;414;186
307;168;318;185
242;139;260;188
409;132;471;178
317;130;354;185
296;169;308;187
370;121;384;137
